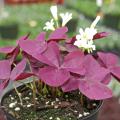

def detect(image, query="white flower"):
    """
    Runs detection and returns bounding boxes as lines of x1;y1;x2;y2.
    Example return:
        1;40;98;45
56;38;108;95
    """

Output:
74;16;101;52
74;38;96;52
60;12;72;26
43;19;55;31
50;5;58;20
74;27;97;52
77;28;97;41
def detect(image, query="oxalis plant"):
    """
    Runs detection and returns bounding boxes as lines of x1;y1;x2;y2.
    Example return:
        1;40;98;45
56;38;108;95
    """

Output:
0;5;120;113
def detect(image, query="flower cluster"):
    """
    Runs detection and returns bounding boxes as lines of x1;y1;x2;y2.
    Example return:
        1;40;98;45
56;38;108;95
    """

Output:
74;16;100;53
43;6;72;31
0;5;120;100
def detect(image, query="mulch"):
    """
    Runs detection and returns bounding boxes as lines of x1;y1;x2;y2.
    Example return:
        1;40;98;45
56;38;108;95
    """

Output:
98;97;120;120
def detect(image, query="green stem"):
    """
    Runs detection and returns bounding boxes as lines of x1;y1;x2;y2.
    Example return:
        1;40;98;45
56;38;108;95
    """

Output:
32;76;37;110
80;94;84;107
56;88;63;97
55;19;59;28
13;84;23;106
39;80;43;94
42;84;49;95
51;87;56;97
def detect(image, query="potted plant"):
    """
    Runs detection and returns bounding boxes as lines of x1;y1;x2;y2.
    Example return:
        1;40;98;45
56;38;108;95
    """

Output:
0;18;19;40
0;5;120;120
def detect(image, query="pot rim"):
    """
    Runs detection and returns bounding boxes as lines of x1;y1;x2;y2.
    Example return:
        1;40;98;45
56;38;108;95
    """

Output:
81;100;103;120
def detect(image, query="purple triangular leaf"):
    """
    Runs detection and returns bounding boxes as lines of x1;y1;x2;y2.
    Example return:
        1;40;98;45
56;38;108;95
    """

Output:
39;66;70;87
19;38;47;56
48;27;68;41
17;34;30;44
10;59;27;81
65;44;79;52
7;47;20;64
93;32;110;40
65;36;76;44
0;46;15;54
61;76;79;92
101;73;111;85
0;60;11;80
84;55;110;82
0;79;9;92
36;41;61;67
15;73;34;81
111;66;120;82
78;80;113;100
62;51;85;75
97;52;118;68
35;32;46;41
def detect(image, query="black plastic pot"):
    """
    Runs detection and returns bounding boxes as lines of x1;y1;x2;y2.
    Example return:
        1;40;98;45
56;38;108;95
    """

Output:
81;101;102;120
1;87;102;120
0;23;19;39
0;108;15;120
5;113;16;120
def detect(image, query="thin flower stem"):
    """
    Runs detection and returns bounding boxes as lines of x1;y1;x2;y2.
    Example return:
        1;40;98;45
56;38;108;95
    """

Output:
18;81;32;90
42;84;49;95
13;84;23;106
56;88;63;97
39;80;43;94
32;76;37;110
55;20;59;28
51;87;56;97
80;94;84;107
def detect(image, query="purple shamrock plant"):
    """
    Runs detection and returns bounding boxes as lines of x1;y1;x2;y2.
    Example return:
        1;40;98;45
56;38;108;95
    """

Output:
0;5;120;110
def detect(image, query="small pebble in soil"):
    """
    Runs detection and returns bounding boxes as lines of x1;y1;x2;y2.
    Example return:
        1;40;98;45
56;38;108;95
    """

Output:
56;98;59;102
49;116;53;119
27;104;32;108
74;110;78;113
35;98;38;100
46;101;50;105
29;92;32;96
59;102;61;104
24;97;30;100
65;95;68;98
18;93;21;96
83;112;90;116
14;107;20;111
78;114;83;118
93;103;97;106
68;113;71;116
11;97;14;100
9;95;12;97
54;105;58;109
9;102;17;108
51;101;55;106
56;117;61;120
